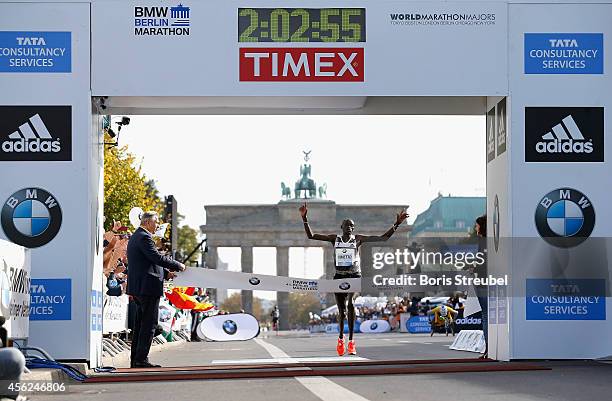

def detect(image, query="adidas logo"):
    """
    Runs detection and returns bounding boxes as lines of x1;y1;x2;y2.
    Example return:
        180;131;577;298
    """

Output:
455;317;482;325
1;114;61;154
536;115;593;154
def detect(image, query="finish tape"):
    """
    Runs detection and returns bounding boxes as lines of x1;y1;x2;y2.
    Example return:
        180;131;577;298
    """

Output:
173;268;361;293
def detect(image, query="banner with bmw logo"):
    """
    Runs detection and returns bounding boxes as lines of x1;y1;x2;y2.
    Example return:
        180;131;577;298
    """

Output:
196;313;259;341
359;319;391;333
174;268;361;293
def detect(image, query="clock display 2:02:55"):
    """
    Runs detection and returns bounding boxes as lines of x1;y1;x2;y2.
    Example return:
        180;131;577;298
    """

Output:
238;8;366;43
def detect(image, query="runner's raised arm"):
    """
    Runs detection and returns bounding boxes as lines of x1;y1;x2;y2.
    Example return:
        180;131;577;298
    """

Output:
299;203;335;243
356;209;409;244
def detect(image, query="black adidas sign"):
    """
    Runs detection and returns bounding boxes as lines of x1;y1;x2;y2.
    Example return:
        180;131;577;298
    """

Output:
525;107;604;162
0;106;72;161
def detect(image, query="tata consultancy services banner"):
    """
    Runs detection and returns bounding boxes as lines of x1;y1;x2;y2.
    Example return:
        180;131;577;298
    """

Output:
526;279;606;320
524;33;603;74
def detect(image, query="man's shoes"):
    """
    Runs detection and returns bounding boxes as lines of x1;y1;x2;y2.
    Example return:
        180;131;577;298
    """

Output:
347;340;357;355
131;360;161;368
336;336;346;356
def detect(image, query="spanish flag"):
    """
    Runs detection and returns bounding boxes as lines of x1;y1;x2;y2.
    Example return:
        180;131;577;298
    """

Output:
165;287;215;312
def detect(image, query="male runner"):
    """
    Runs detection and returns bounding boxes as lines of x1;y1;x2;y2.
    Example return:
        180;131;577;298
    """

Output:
299;203;408;356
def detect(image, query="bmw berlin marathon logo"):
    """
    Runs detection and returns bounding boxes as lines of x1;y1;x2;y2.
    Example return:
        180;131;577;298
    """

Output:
535;188;595;248
1;188;62;248
222;320;238;335
134;4;191;36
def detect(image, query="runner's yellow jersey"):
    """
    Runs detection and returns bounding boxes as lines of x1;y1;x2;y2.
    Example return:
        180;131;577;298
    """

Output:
431;306;458;324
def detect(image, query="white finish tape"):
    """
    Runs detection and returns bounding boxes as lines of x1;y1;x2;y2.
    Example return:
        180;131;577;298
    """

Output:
173;268;361;293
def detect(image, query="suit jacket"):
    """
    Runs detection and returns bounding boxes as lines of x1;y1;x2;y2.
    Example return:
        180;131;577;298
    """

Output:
126;227;182;297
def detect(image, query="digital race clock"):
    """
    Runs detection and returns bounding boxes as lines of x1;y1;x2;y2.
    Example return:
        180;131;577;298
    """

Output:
238;8;366;43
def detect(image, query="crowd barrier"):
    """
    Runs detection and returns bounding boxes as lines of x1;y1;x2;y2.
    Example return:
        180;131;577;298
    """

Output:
102;293;129;334
0;239;30;340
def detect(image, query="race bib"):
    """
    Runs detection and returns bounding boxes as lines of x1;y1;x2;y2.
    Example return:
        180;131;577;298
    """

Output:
335;248;355;267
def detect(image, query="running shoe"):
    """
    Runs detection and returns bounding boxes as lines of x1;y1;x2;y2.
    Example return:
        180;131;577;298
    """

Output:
336;336;346;356
347;340;357;355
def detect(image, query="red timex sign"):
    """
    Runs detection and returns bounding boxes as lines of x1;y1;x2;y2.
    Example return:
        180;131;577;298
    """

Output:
239;48;364;82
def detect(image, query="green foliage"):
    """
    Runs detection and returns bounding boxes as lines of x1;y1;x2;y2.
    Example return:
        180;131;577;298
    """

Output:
220;293;265;321
288;293;321;326
103;131;163;231
177;224;201;265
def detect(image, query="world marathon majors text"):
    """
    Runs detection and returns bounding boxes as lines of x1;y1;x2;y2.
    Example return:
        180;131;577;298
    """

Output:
390;12;496;25
371;273;508;287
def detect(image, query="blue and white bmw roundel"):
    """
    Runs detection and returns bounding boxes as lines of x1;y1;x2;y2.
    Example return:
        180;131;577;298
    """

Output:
535;188;594;248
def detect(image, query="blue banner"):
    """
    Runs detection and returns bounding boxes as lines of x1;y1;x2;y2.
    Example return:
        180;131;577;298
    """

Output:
91;290;103;331
407;316;431;333
0;31;71;73
526;279;606;320
29;279;71;320
524;33;603;74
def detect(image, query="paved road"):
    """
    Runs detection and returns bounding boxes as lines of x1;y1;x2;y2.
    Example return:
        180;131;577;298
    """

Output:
28;332;612;401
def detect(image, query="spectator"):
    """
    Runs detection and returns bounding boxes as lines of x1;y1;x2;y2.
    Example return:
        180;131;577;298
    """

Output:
420;299;432;315
271;306;280;334
473;214;488;358
457;302;465;319
190;288;206;341
409;297;420;316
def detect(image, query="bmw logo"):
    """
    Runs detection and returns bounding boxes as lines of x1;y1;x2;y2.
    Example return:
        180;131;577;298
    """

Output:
249;277;260;286
370;322;378;330
493;195;500;252
339;282;350;290
535;188;595;248
222;319;238;335
1;188;62;248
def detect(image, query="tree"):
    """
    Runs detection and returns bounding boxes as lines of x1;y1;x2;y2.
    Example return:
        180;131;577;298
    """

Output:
177;224;201;265
220;293;265;321
289;293;322;327
103;131;163;231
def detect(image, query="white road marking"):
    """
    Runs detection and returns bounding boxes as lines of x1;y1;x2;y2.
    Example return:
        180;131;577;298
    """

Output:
254;338;372;401
212;356;367;365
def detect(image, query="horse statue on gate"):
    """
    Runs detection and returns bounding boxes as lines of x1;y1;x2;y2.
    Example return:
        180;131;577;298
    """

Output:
281;182;292;199
318;183;327;198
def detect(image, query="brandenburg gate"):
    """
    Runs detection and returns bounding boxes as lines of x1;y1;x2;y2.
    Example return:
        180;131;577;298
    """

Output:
201;154;409;330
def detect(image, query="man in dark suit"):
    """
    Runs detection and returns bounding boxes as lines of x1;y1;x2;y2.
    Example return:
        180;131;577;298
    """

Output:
127;211;185;368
